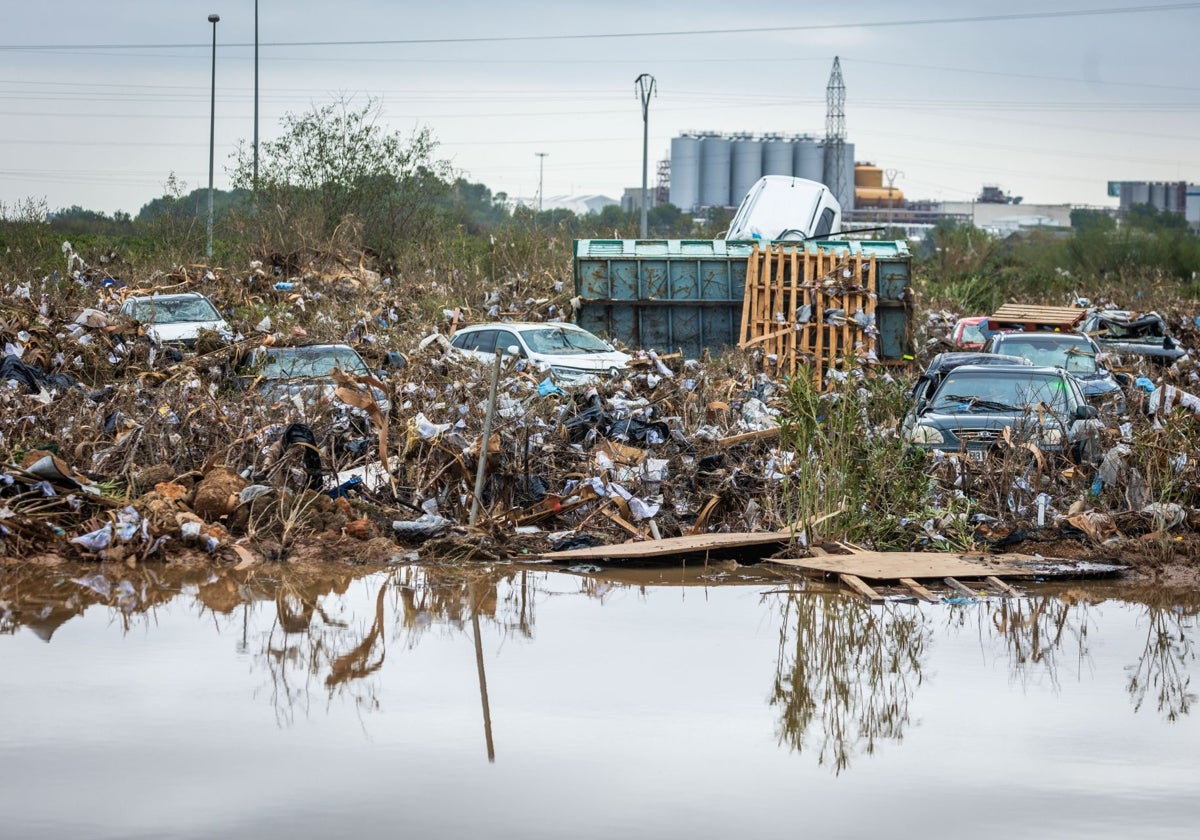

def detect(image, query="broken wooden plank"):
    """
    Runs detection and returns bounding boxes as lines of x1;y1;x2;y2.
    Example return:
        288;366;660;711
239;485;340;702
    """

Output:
899;577;939;603
840;573;883;603
716;427;781;448
985;575;1020;596
535;530;792;563
943;577;980;598
766;550;1035;580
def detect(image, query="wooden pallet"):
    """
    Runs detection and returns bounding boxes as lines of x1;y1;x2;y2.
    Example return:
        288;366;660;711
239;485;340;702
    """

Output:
738;244;878;388
990;303;1085;331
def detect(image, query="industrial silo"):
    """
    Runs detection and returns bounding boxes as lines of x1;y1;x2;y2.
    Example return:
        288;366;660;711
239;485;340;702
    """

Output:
840;142;856;210
793;136;823;183
669;135;702;212
761;135;793;177
730;135;762;205
699;134;732;207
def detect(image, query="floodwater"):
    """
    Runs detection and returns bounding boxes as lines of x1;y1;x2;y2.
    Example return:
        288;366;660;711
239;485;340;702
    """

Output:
1;563;1198;840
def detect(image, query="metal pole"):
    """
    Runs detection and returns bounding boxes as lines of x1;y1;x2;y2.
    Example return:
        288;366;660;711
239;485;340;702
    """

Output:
535;152;547;213
635;73;656;238
207;13;220;260
469;349;503;527
470;583;496;763
253;0;259;195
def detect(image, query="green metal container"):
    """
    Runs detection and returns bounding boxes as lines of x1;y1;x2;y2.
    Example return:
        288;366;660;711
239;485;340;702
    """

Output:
574;238;912;360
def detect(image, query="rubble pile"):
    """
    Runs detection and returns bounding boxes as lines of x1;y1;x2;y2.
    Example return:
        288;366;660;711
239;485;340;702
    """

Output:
1;253;1199;573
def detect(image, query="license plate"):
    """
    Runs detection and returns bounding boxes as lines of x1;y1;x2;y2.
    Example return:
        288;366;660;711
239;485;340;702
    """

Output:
967;449;986;462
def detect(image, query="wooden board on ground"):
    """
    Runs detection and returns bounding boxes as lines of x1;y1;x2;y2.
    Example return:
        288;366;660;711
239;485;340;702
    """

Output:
535;531;791;564
766;551;1039;580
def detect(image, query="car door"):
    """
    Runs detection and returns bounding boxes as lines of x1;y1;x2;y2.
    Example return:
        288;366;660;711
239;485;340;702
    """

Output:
462;329;498;362
493;329;525;358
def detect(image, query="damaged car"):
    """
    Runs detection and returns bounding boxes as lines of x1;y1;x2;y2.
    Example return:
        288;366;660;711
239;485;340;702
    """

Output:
119;292;231;349
449;322;631;385
236;343;391;419
1079;309;1187;366
902;364;1102;463
983;330;1126;416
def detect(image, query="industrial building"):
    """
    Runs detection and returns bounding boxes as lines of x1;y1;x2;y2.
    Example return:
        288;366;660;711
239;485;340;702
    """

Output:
666;132;856;213
1108;181;1200;228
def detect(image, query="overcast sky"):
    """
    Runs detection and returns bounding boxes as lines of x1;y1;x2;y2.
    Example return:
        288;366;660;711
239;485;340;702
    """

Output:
2;0;1199;216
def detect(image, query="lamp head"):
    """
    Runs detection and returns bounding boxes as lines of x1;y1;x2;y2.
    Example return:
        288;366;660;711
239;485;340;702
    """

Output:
208;13;220;23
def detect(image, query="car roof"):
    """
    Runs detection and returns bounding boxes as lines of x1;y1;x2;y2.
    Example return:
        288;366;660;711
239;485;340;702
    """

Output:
944;363;1067;378
993;331;1090;343
456;322;585;333
927;351;1031;372
255;343;356;352
126;292;208;302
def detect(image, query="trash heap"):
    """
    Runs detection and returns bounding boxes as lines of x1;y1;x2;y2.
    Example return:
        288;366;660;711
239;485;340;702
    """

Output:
1;254;1198;571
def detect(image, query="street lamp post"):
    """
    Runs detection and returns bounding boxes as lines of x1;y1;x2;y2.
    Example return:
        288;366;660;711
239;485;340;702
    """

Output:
253;0;259;195
206;13;220;260
635;73;656;238
535;152;548;214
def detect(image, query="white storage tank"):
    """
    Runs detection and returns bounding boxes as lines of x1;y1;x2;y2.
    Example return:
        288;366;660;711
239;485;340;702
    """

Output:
840;141;856;210
699;134;732;207
793;136;823;183
761;135;793;177
669;135;702;212
730;135;763;205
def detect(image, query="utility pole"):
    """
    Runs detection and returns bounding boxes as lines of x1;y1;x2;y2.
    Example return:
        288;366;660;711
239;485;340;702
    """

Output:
207;13;220;260
535;152;548;213
253;0;259;195
635;73;656;238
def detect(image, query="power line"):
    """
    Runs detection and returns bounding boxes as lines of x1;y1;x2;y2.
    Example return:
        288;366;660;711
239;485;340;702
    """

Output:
0;3;1196;51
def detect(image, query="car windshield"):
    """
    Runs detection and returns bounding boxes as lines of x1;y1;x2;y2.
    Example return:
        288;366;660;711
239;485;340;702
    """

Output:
519;327;610;355
999;338;1097;373
126;297;221;324
960;323;988;345
931;371;1070;413
252;346;369;379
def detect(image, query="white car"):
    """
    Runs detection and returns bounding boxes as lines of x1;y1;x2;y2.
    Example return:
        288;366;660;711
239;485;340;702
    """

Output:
448;322;631;384
120;292;231;348
725;175;842;241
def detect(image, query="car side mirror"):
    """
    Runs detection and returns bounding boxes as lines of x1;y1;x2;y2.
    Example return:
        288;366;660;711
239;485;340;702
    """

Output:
505;344;523;358
1074;405;1099;420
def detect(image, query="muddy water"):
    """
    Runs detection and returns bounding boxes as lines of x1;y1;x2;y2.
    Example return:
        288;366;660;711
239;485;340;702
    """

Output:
1;564;1198;840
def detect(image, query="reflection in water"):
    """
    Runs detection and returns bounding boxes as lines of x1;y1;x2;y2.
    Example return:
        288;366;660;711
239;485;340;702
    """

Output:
252;566;537;728
2;565;1197;768
952;594;1093;693
771;593;930;773
1123;588;1199;722
768;586;1200;774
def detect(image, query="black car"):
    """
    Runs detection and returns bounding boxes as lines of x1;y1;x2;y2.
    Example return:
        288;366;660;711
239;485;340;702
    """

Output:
983;331;1126;415
902;363;1101;462
910;352;1032;406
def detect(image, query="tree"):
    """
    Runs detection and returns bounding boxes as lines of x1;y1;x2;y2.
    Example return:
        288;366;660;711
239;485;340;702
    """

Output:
229;96;454;264
1070;208;1116;232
